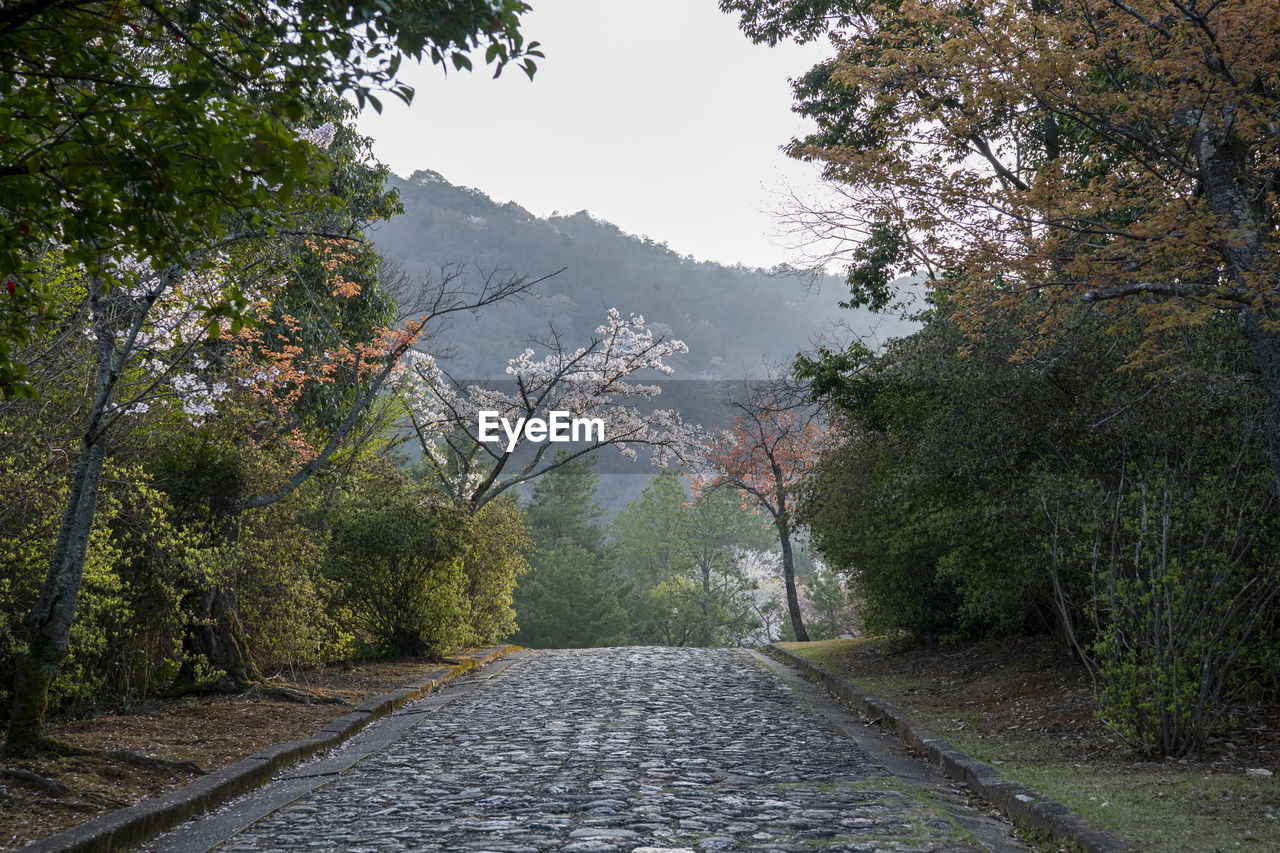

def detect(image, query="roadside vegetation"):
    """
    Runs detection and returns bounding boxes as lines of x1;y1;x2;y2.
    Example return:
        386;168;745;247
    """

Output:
785;637;1280;852
715;0;1280;766
6;0;1280;850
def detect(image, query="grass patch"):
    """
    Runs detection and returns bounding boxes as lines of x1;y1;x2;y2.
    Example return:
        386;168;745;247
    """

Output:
780;637;1280;852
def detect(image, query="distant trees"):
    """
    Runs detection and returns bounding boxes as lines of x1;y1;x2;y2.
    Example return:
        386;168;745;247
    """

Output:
603;470;783;647
371;171;870;381
649;487;774;648
506;461;801;650
512;456;628;649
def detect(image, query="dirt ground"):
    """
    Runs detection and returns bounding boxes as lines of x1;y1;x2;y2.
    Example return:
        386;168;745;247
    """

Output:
0;660;451;851
796;634;1280;770
788;636;1280;850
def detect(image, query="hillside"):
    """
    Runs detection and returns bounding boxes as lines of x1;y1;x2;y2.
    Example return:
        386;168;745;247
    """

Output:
371;170;908;380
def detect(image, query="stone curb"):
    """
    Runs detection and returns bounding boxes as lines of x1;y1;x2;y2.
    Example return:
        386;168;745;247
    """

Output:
766;643;1133;853
22;645;519;853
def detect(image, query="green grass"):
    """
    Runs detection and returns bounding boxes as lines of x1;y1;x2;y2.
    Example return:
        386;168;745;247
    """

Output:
780;639;1280;852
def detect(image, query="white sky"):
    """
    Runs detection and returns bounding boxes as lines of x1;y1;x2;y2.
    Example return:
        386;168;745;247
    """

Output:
354;0;832;270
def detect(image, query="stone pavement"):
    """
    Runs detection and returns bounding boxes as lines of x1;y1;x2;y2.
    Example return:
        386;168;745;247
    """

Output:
148;647;1029;852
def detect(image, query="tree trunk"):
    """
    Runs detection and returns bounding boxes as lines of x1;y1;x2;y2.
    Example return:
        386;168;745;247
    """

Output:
700;562;712;648
778;519;810;642
1240;309;1280;500
181;586;262;689
5;437;108;750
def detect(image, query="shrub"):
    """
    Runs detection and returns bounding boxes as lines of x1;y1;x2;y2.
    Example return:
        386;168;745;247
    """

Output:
462;497;531;645
1089;464;1280;757
323;468;473;658
0;463;201;723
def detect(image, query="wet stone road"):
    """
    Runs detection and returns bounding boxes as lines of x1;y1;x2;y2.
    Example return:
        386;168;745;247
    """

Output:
153;648;1028;852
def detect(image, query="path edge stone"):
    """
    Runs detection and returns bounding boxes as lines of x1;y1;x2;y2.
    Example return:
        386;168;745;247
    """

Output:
766;642;1133;853
21;645;519;853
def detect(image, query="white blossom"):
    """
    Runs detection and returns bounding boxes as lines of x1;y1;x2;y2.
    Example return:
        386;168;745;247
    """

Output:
394;310;710;506
296;121;337;149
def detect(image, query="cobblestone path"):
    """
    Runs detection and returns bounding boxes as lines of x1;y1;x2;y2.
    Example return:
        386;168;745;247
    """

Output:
154;648;1028;852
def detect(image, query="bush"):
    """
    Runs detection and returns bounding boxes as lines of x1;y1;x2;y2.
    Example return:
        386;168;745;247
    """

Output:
1089;464;1280;757
0;463;202;723
324;468;473;658
462;497;531;645
228;505;353;674
801;564;859;639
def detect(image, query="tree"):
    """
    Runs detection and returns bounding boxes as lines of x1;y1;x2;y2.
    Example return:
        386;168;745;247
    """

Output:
513;541;629;649
461;497;532;647
722;0;1280;496
801;563;858;640
396;309;706;511
4;143;540;753
0;0;540;394
697;382;825;641
610;468;688;589
522;453;607;553
669;486;772;648
512;455;628;648
323;463;473;658
798;290;1280;754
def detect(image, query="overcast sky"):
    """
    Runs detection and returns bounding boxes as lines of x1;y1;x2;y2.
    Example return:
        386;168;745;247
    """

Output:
354;0;832;270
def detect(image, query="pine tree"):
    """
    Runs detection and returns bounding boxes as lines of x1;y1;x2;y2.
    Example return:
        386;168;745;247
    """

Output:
512;454;628;648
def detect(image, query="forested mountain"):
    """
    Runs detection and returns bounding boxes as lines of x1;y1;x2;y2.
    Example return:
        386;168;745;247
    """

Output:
372;169;913;515
372;170;909;379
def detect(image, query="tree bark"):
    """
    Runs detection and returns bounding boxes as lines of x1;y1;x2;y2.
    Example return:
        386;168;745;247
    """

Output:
5;289;120;751
6;437;108;750
181;586;262;689
1239;309;1280;500
778;518;810;642
700;561;712;648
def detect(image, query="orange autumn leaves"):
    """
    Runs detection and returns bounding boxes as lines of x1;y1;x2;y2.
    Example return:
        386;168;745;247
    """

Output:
799;0;1280;366
696;405;825;522
225;238;423;464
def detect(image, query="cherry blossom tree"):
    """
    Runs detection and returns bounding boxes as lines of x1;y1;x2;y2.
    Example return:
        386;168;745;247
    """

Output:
396;309;708;511
738;549;789;645
696;380;826;642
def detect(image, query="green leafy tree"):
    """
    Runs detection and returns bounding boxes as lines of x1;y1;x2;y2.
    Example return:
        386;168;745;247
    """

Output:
801;563;857;640
512;541;630;649
522;453;607;552
512;454;629;648
799;296;1280;754
610;471;774;646
668;486;773;648
0;0;540;394
462;497;532;646
610;470;688;589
